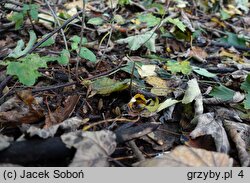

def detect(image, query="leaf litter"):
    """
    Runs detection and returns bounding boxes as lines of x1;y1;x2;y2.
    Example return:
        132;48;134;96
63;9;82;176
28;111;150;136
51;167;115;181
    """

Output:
0;0;250;167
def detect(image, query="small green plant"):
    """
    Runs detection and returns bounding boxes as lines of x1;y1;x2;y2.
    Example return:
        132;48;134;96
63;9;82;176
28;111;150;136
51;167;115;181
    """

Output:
9;3;39;30
166;60;192;75
118;0;131;6
6;54;57;86
70;35;97;63
240;74;250;109
4;30;71;86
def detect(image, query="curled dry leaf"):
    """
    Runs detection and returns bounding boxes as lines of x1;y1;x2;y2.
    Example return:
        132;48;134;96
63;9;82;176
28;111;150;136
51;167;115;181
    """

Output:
190;113;230;153
182;78;203;115
187;46;207;62
224;120;250;166
134;145;233;167
203;92;245;105
0;90;44;125
44;95;80;128
145;76;172;96
0;134;13;151
61;130;116;167
24;117;87;139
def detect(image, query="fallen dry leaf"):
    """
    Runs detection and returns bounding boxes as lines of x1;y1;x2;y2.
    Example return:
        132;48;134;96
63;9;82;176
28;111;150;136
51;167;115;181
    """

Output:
134;145;233;167
187;46;207;62
0;90;44;125
224;120;250;166
0;134;13;151
61;130;116;167
145;76;172;96
24;117;88;139
190;113;230;153
44;95;80;128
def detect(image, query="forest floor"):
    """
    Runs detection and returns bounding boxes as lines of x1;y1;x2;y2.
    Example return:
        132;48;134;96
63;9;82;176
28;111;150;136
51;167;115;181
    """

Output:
0;0;249;167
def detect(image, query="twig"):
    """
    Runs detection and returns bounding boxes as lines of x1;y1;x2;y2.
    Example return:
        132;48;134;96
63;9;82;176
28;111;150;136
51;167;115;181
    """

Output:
99;1;118;62
0;76;12;97
22;9;83;57
44;0;68;51
76;0;86;80
31;81;77;93
128;140;145;161
83;116;140;131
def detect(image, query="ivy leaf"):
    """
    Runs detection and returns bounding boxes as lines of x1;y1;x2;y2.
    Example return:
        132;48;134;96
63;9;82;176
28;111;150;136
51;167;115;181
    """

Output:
79;47;97;63
243;93;250;109
9;12;24;30
29;4;39;20
136;13;161;27
6;54;47;86
39;34;56;47
240;74;250;109
209;85;235;101
192;66;216;78
116;31;157;52
240;74;250;91
166;60;192;75
87;17;104;25
57;49;70;65
70;35;87;50
8;30;37;58
219;32;247;48
166;18;186;32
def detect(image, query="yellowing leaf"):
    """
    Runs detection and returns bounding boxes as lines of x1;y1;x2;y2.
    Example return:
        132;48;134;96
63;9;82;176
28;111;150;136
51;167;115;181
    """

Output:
146;76;171;96
166;60;192;75
137;65;157;77
90;77;129;96
128;94;159;116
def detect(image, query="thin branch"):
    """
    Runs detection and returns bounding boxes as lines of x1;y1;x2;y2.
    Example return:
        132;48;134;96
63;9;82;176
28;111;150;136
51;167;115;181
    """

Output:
44;0;68;50
76;0;86;80
22;9;83;57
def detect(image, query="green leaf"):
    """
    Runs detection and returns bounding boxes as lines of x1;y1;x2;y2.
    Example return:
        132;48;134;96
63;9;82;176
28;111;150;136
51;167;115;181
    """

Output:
87;17;104;25
166;18;186;32
10;12;24;30
120;61;140;78
70;35;87;50
57;49;70;65
182;79;201;104
29;4;39;20
118;0;131;6
39;34;56;47
147;3;165;15
243;93;250;109
219;32;247;48
166;60;192;75
240;74;250;109
91;77;129;95
6;54;47;86
157;98;179;112
220;9;231;20
240;74;250;91
137;13;161;27
209;85;235;101
79;47;97;63
192;66;216;78
8;30;37;58
116;31;157;52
